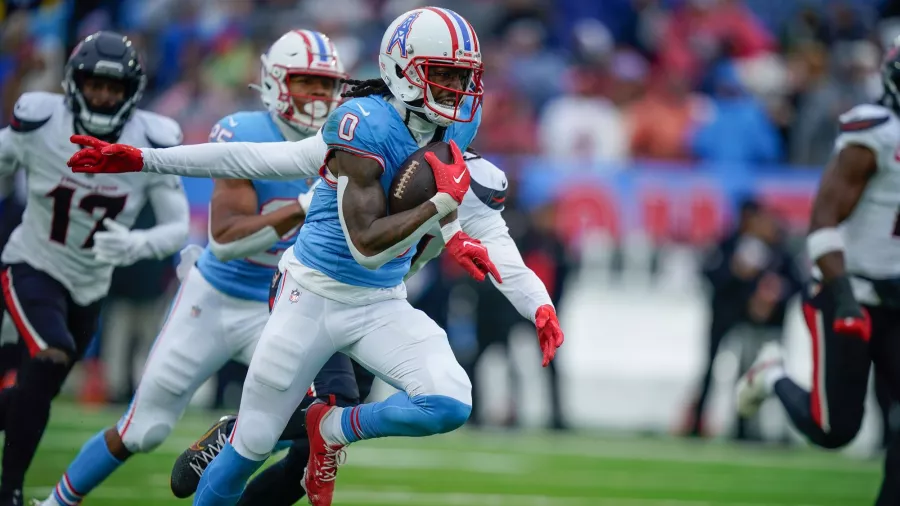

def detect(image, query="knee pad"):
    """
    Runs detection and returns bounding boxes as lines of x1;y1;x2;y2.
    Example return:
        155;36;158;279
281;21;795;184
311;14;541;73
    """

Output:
410;395;471;434
233;410;281;460
121;421;173;453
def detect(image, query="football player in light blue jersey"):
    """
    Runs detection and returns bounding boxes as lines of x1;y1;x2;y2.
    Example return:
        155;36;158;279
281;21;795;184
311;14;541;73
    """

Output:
198;9;502;506
33;30;345;506
66;8;562;506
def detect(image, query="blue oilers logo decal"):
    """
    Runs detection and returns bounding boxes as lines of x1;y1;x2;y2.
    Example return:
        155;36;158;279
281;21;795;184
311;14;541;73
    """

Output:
387;11;421;58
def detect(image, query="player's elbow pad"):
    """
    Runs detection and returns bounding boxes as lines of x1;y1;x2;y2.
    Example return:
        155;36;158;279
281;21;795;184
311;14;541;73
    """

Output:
208;226;281;263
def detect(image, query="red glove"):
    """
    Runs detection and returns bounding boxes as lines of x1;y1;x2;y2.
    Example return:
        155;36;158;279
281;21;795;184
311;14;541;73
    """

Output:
828;275;872;341
833;311;871;340
424;140;469;205
535;305;564;367
445;231;502;283
67;135;144;173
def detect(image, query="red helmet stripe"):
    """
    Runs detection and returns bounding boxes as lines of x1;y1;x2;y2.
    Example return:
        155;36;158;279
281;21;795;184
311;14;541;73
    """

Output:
424;7;459;56
293;30;315;65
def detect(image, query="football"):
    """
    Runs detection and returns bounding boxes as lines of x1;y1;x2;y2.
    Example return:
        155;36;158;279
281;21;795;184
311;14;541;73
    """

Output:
387;141;452;214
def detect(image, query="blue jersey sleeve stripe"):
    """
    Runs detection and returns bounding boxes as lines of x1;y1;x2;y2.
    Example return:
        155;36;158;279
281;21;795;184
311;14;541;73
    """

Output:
326;144;386;172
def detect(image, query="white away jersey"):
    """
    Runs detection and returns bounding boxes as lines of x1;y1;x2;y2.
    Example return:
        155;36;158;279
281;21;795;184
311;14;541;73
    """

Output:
0;92;184;305
833;104;900;288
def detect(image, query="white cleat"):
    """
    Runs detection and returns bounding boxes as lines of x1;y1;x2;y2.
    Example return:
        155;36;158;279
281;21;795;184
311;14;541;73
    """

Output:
736;341;785;418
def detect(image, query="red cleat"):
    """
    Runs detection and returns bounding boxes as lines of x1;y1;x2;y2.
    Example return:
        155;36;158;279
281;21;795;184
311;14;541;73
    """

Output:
303;402;346;506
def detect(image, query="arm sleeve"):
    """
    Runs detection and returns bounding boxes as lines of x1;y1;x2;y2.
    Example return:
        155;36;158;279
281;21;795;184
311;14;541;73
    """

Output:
137;179;190;260
465;208;553;322
140;132;327;181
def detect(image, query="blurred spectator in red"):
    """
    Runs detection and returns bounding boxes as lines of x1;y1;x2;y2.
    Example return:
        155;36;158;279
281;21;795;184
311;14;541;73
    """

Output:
790;40;881;166
690;60;783;164
627;65;701;161
539;64;629;163
660;0;776;85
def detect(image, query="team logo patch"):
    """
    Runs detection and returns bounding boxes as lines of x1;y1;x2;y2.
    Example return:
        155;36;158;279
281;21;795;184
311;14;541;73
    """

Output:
387;11;421;58
191;305;202;318
289;289;301;303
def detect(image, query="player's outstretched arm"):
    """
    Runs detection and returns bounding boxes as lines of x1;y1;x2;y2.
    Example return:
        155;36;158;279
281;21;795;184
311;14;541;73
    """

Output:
461;204;563;365
67;133;326;181
808;144;876;339
207;179;315;262
333;151;452;269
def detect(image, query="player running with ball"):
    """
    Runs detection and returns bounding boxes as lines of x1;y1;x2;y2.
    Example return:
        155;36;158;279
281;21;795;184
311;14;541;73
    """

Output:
165;150;562;506
66;8;564;506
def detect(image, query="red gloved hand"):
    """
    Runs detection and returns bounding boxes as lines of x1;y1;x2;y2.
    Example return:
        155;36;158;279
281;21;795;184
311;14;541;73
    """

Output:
535;304;564;367
68;135;144;173
833;307;871;341
424;140;469;205
445;231;502;283
829;275;872;341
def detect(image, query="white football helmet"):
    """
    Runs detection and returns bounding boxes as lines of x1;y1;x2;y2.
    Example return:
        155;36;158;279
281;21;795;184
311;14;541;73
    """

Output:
257;30;347;135
378;7;484;127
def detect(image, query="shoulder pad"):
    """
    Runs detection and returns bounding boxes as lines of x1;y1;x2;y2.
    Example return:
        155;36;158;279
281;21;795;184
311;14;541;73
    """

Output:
838;104;894;133
213;111;281;143
135;110;183;148
467;157;507;211
321;98;392;167
10;92;60;133
463;148;482;161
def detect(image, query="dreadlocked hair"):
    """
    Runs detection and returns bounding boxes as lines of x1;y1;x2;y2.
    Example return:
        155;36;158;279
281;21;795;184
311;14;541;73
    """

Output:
342;78;390;98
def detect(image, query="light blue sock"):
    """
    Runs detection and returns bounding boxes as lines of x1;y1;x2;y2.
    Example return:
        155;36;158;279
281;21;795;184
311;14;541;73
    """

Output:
193;442;263;506
338;392;471;443
51;430;122;505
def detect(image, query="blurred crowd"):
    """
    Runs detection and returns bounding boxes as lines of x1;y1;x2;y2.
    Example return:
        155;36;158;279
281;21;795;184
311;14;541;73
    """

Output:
2;0;900;168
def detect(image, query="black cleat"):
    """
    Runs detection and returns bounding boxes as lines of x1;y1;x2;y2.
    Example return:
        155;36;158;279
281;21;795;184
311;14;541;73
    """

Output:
0;489;22;506
170;415;235;498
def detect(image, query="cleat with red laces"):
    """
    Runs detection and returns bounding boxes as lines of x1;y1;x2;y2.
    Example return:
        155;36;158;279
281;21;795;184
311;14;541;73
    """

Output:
303;401;346;506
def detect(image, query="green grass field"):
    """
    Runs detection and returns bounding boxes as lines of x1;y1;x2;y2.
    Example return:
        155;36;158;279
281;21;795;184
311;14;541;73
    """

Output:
17;403;883;506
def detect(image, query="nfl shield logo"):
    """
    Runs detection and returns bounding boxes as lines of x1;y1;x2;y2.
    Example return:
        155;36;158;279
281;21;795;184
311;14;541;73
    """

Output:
289;289;301;303
191;305;202;317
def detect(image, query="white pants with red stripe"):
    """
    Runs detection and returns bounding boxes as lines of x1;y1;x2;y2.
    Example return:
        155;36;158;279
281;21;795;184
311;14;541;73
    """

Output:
116;265;267;453
229;268;471;460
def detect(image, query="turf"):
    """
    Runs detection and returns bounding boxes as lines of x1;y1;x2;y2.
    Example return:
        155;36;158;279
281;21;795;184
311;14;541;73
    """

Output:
18;403;882;506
